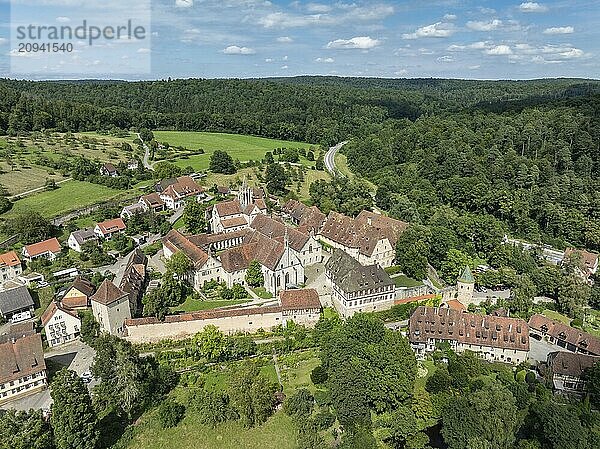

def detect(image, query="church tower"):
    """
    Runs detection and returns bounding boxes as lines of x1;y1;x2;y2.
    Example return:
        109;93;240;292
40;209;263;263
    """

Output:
238;177;252;209
456;265;475;304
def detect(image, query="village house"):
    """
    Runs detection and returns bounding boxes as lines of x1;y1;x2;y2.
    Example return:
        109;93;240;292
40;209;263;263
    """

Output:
90;280;131;336
0;285;35;321
41;301;81;347
67;228;99;253
159;175;205;210
100;163;118;177
280;289;322;326
139;192;166;212
546;351;599;394
124;288;322;343
0;251;22;283
319;210;408;268
127;160;139;170
209;179;267;233
563;247;599;283
0;329;47;404
250;215;322;267
529;314;600;356
94;218;127;240
120;202;148;220
22;237;62;262
409;306;530;364
325;249;395;317
60;276;95;310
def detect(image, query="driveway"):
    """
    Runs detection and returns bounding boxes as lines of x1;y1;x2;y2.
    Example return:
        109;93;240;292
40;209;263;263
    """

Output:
528;336;565;364
0;340;97;412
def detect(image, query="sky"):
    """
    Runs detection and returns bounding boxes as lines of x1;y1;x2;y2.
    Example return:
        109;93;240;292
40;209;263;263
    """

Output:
0;0;599;80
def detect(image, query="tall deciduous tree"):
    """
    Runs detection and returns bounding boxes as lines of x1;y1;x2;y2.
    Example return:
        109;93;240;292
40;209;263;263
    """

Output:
228;361;277;428
209;150;236;174
441;384;518;449
183;200;207;234
265;163;288;195
50;369;99;449
245;260;264;287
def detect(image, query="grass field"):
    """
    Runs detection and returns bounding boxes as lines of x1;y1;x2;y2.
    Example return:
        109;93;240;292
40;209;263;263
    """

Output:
0;133;140;196
2;180;124;219
392;275;423;288
154;131;317;171
125;408;297;449
542;309;572;325
170;297;250;313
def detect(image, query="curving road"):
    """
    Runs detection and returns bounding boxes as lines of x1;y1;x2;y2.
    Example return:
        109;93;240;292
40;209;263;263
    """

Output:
324;141;348;177
137;132;155;171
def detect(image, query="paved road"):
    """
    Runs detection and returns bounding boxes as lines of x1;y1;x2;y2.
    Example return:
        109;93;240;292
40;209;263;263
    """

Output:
137;132;155;171
324;141;348;177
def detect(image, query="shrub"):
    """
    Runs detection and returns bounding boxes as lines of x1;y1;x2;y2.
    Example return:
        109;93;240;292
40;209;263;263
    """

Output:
310;365;328;385
283;389;314;417
313;410;335;430
157;400;185;429
313;389;331;407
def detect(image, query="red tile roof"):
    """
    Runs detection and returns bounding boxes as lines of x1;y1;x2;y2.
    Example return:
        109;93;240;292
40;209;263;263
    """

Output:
215;199;243;217
529;314;600;356
221;216;248;229
162;230;210;268
96;218;126;235
0;333;46;385
41;301;79;326
140;192;165;208
280;289;321;311
410;306;530;351
24;238;61;257
0;250;21;268
445;299;467;311
564;247;599;272
250;215;309;252
161;176;203;200
90;280;128;306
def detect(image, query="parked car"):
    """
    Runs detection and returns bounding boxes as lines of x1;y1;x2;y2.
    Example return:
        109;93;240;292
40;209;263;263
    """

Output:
80;371;93;383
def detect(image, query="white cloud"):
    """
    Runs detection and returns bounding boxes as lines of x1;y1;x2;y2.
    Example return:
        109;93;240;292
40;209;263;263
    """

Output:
265;58;274;62
326;36;380;50
258;4;393;29
281;65;288;69
469;65;481;69
137;48;151;54
306;3;331;13
543;26;574;35
402;22;454;39
557;48;584;59
485;45;513;55
478;7;496;14
437;55;454;62
443;14;457;21
222;45;256;55
282;55;288;61
395;69;408;76
519;2;548;13
276;36;293;43
315;57;334;63
56;16;71;23
175;0;194;8
448;41;489;51
467;19;503;31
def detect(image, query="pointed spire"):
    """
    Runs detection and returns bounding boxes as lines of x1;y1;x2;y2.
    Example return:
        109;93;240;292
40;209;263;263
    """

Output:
458;265;475;284
284;227;289;249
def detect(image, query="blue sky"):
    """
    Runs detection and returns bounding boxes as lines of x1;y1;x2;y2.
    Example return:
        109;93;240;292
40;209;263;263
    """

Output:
0;0;599;79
